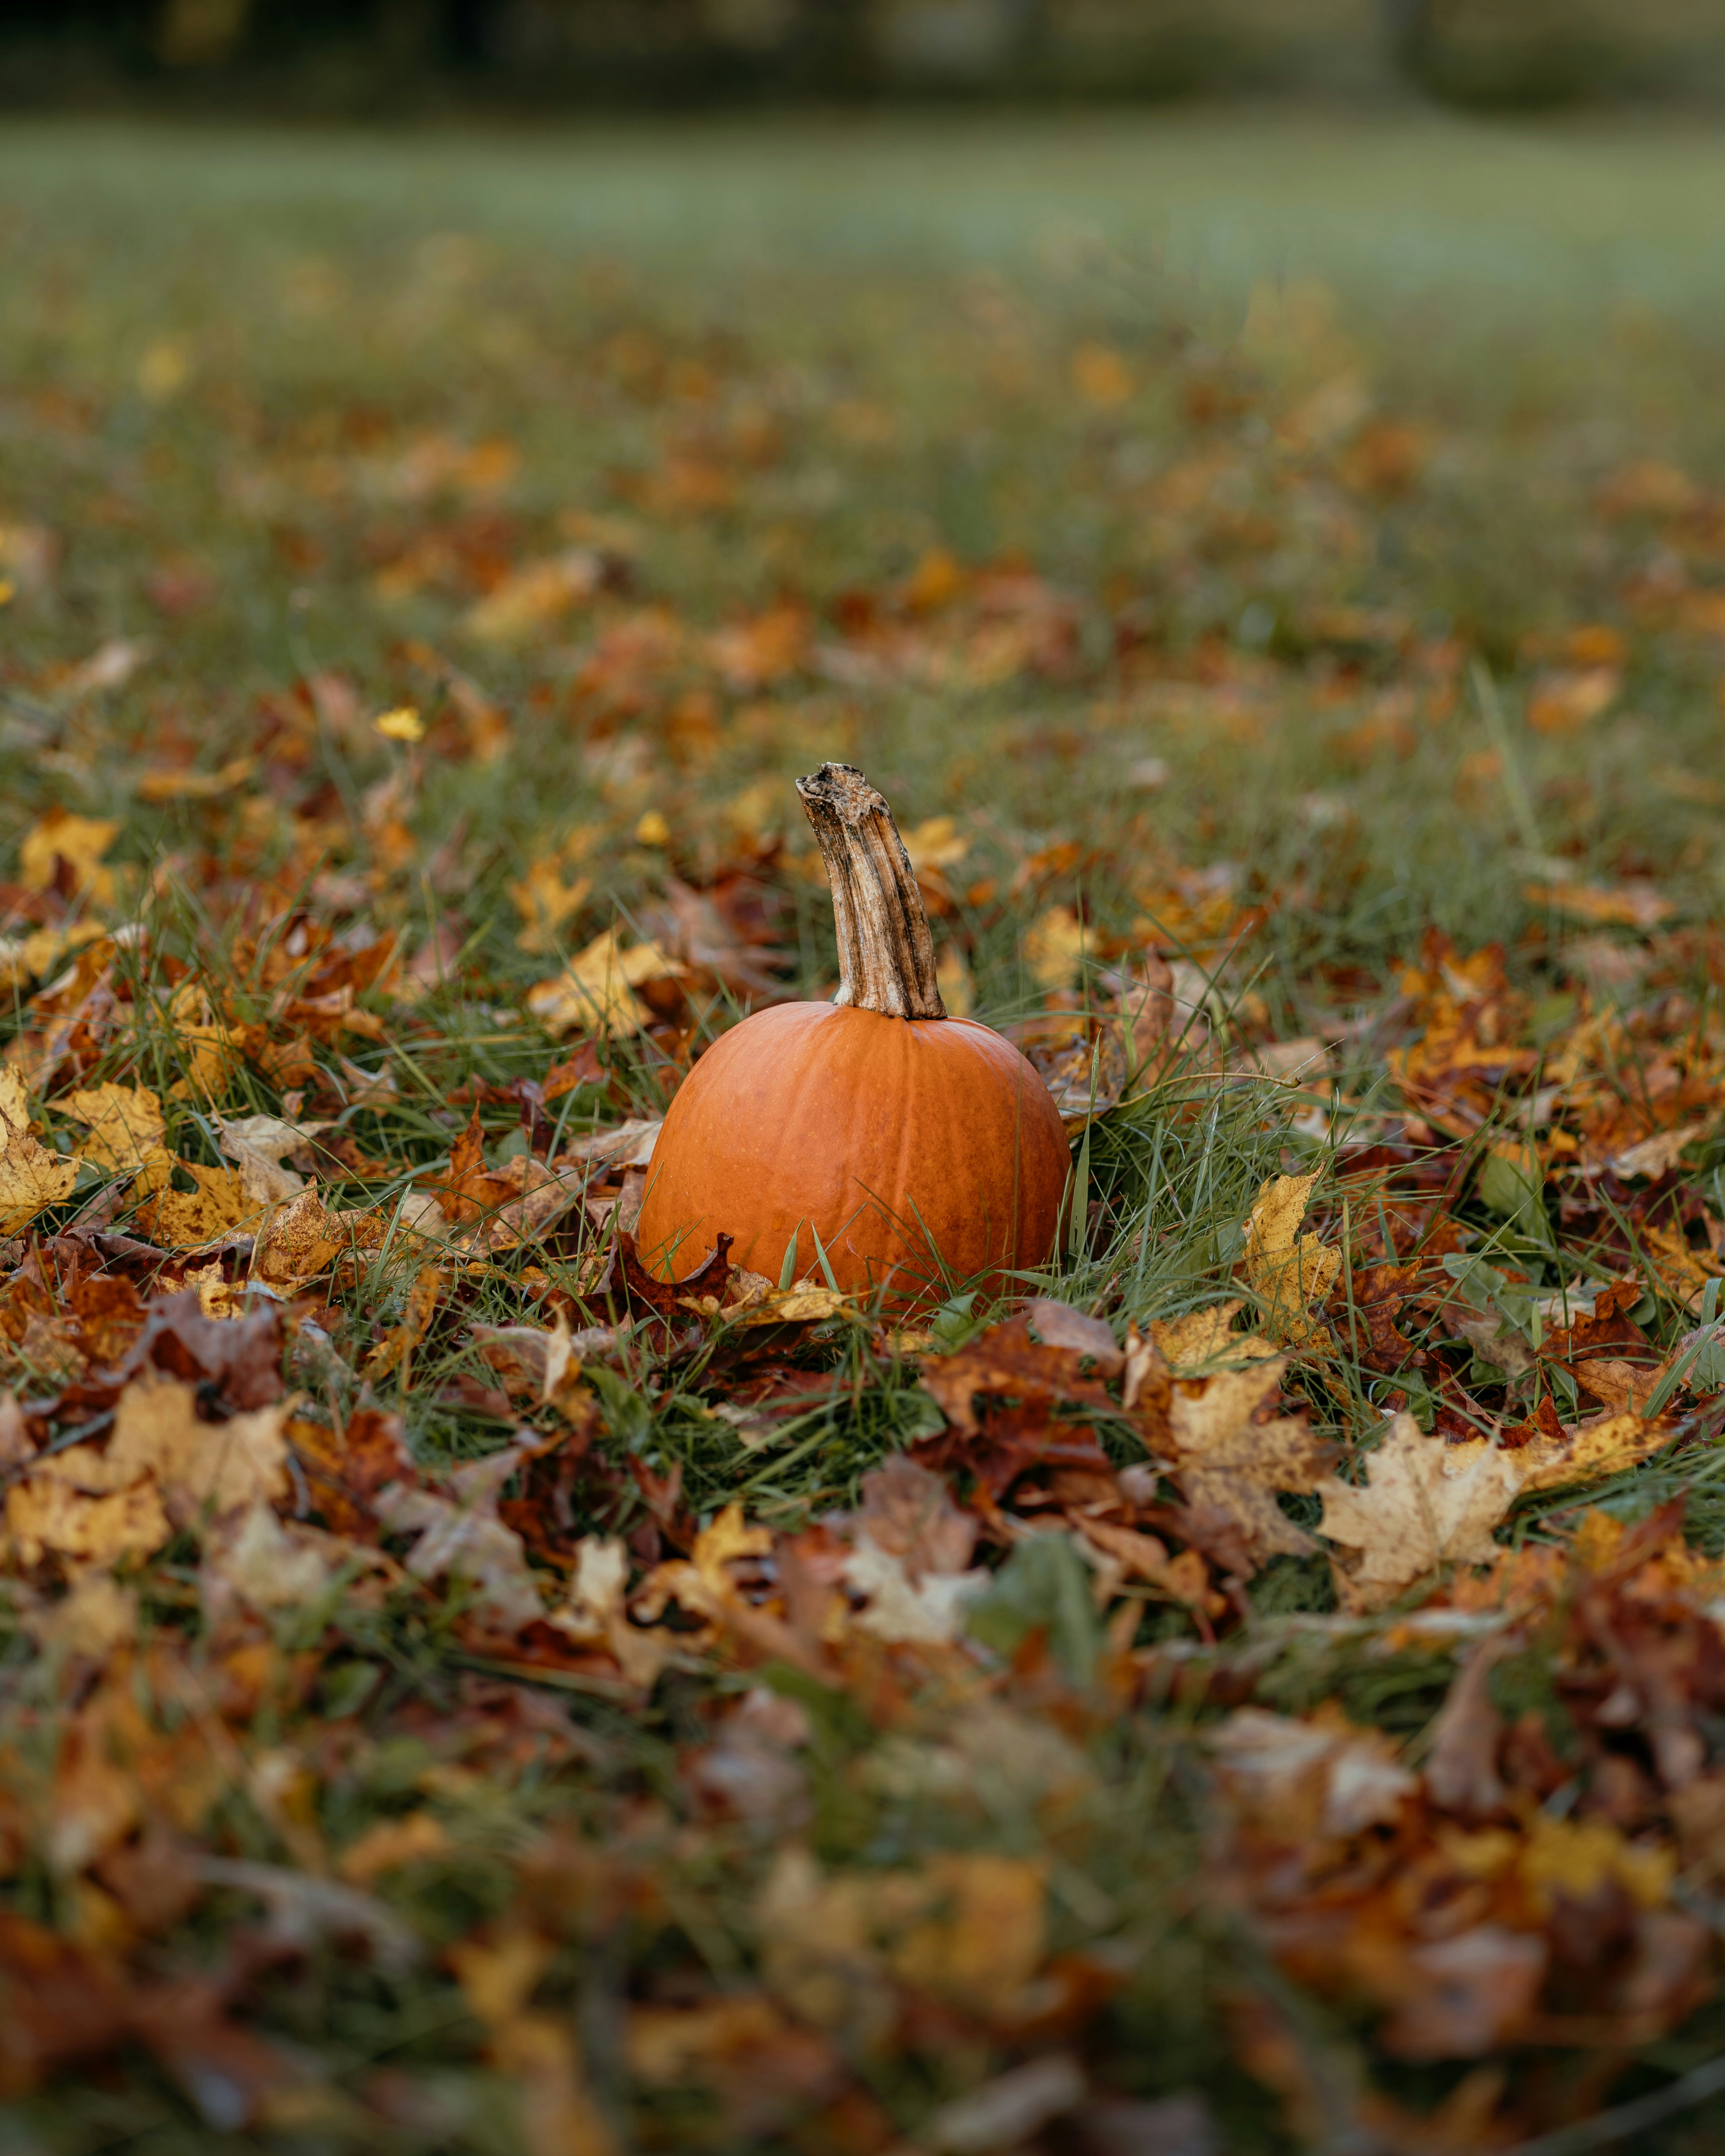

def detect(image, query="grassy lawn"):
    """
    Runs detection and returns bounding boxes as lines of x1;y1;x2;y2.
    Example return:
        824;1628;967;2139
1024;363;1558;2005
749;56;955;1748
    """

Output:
3;111;1725;2152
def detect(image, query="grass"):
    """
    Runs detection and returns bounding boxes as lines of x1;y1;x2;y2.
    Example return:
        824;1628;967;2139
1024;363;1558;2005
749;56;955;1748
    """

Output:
4;110;1725;2152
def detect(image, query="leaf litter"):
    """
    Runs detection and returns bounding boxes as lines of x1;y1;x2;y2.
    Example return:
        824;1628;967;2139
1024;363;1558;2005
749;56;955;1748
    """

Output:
5;151;1725;2156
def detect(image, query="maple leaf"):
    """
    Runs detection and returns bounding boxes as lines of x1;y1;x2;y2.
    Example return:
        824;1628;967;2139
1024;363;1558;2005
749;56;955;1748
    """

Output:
61;1081;166;1174
215;1114;314;1207
917;1314;1118;1497
131;1147;255;1249
1243;1172;1340;1346
527;927;686;1039
0;1067;77;1235
1166;1357;1337;1564
1317;1413;1522;1611
1150;1299;1275;1371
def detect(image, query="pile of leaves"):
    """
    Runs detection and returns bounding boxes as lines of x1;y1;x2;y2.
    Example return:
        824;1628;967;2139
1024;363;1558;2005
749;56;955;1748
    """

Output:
7;137;1725;2153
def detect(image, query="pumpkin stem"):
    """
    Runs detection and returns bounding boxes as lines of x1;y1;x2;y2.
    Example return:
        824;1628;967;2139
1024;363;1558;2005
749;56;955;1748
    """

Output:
795;763;947;1020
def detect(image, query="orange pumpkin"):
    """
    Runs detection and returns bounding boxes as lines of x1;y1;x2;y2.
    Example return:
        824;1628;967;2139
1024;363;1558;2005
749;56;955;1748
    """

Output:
635;763;1070;1305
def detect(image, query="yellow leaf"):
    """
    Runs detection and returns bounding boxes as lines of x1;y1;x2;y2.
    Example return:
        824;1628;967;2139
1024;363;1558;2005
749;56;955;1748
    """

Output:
693;1502;773;1589
106;1373;289;1521
527;928;685;1040
131;1147;256;1249
0;1067;77;1234
1022;906;1087;998
1519;1812;1674;1914
1150;1299;1276;1370
4;1472;171;1569
1071;342;1133;408
1167;1356;1334;1563
1244;1171;1340;1345
739;1285;850;1328
61;1082;165;1174
462;552;601;643
935;945;973;1017
634;809;670;847
162;981;234;1102
1509;1407;1676;1494
373;705;424;743
20;809;119;906
902;816;969;872
337;1811;452;1885
452;1929;553;2028
508;857;592;954
135;756;256;802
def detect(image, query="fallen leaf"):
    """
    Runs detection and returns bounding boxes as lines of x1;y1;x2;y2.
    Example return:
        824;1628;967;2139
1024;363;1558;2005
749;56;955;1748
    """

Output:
106;1373;289;1523
1150;1299;1274;1370
1210;1706;1417;1839
557;1118;661;1172
337;1811;451;1885
1524;880;1674;930
215;1117;304;1207
1525;665;1621;736
527;928;687;1039
462;550;602;642
20;809;119;904
0;1067;77;1233
132;1149;255;1249
1244;1172;1340;1345
61;1082;166;1174
5;1464;171;1569
373;1447;546;1634
1166;1357;1336;1564
135;756;256;802
1317;1414;1521;1611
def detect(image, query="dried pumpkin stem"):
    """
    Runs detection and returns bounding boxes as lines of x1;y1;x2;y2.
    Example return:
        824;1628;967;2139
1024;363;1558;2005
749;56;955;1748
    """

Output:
795;763;947;1020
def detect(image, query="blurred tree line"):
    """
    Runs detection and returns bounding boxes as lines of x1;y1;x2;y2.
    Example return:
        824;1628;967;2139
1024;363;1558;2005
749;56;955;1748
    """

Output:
5;0;1724;108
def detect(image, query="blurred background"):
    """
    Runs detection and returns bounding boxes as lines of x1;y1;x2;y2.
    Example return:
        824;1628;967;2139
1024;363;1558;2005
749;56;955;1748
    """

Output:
7;0;1725;111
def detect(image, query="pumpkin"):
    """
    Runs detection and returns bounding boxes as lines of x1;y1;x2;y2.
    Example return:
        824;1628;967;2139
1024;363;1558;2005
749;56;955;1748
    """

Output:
634;763;1071;1305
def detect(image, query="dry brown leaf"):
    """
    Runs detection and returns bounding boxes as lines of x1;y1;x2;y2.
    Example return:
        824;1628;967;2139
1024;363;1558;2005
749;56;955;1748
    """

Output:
215;1117;306;1207
1317;1413;1521;1611
1166;1356;1336;1564
1244;1172;1340;1346
0;1067;77;1234
61;1082;166;1174
372;1447;545;1634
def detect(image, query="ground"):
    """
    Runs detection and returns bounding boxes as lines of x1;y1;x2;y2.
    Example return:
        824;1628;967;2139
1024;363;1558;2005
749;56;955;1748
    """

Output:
3;110;1725;2153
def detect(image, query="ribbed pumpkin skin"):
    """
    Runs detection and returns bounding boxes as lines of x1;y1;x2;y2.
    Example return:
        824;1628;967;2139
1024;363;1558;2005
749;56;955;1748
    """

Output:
634;1002;1071;1305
